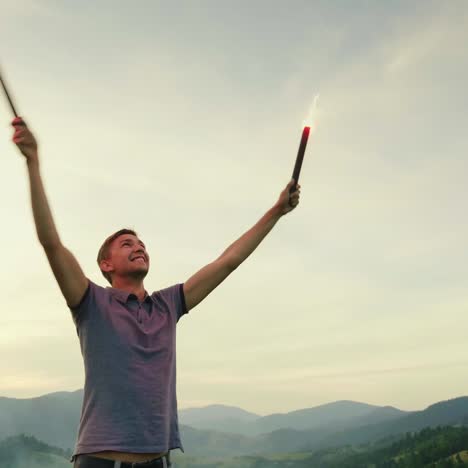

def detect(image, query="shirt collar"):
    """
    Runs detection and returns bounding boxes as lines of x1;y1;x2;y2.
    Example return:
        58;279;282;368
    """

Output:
106;286;155;305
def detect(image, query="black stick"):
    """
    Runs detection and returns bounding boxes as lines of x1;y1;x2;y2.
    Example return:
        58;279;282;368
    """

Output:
0;69;19;118
290;126;310;194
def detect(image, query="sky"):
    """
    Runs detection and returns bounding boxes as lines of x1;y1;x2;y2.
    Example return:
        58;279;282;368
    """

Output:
0;0;468;416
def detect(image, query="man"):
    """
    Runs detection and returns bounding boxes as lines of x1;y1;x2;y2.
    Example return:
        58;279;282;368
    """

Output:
11;117;301;468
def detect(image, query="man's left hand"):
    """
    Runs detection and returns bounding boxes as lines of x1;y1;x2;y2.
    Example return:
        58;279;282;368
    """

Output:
274;179;301;216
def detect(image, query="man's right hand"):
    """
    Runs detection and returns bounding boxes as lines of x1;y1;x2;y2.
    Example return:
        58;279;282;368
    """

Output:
12;117;38;164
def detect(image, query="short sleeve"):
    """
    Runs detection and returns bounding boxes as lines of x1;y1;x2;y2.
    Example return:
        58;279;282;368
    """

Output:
178;283;188;320
68;278;97;328
155;283;188;322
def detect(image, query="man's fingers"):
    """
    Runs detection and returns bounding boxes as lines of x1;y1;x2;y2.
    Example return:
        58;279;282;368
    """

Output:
11;117;28;130
12;116;25;124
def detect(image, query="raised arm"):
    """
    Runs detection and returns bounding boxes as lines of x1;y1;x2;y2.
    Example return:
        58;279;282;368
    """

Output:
183;179;301;311
12;118;88;308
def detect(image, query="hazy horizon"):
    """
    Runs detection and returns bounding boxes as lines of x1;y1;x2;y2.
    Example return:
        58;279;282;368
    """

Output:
1;1;468;415
1;386;465;417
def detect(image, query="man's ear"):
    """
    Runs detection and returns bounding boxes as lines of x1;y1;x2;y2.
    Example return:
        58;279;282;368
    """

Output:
100;259;114;274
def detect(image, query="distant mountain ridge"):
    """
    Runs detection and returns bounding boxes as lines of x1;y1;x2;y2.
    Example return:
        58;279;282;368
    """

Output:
1;390;468;458
0;390;83;451
180;404;259;424
179;399;406;436
4;426;468;468
308;396;468;452
138;398;468;458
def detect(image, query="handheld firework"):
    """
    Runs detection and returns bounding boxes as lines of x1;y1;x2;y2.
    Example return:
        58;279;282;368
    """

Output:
290;125;310;193
0;67;19;118
288;94;319;205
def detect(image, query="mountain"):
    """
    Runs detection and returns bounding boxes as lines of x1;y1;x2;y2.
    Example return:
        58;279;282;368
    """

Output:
0;390;83;451
252;400;406;434
177;425;258;457
3;425;468;468
0;390;405;447
301;396;468;452
173;425;468;467
182;397;468;458
179;400;406;436
179;404;260;434
180;404;259;423
1;389;467;460
0;434;71;468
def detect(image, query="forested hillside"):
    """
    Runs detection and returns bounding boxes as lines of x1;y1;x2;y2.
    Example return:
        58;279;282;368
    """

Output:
172;426;468;467
0;434;71;468
2;425;468;467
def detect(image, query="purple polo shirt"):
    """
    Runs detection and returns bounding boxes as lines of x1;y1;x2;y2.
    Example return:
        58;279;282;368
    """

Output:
68;278;188;462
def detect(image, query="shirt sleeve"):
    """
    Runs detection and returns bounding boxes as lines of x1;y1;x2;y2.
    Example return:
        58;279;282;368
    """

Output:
177;283;188;320
156;283;188;322
68;278;97;329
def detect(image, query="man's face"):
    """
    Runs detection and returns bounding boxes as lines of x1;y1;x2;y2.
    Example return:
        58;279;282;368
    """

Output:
103;234;150;281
